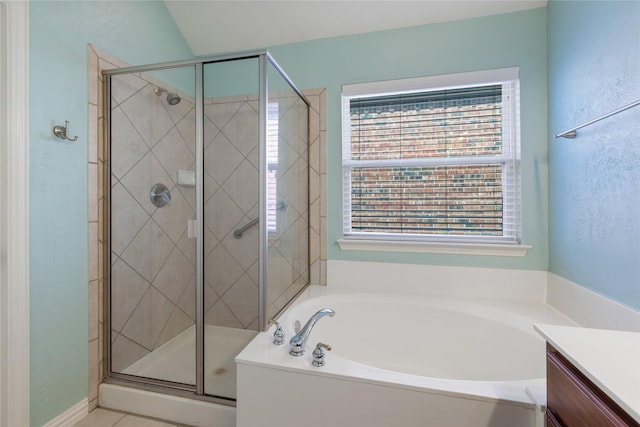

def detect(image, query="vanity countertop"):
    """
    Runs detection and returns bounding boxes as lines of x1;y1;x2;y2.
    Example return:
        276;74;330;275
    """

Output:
534;324;640;423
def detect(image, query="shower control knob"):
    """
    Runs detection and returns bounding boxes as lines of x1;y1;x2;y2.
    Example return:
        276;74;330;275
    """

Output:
150;183;171;208
312;342;331;367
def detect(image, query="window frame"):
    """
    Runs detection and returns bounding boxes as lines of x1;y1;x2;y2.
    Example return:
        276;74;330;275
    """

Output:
340;67;530;256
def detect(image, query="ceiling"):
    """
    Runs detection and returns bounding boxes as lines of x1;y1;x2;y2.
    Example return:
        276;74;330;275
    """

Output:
165;0;547;56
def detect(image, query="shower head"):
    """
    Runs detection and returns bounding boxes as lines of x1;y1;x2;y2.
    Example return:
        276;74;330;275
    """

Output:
152;85;181;106
166;92;181;105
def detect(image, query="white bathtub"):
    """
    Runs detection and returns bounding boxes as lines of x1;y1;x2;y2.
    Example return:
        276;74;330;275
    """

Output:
236;285;576;427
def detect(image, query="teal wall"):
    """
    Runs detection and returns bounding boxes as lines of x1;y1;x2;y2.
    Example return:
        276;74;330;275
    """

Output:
270;8;549;270
29;2;192;425
547;1;640;310
202;57;259;98
30;2;639;423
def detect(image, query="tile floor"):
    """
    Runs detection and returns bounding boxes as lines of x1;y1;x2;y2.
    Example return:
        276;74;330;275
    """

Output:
71;408;192;427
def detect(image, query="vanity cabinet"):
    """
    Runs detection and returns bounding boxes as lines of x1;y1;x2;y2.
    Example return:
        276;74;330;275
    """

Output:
546;344;639;427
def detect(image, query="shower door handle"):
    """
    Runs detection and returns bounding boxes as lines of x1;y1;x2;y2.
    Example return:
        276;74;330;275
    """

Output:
187;220;197;239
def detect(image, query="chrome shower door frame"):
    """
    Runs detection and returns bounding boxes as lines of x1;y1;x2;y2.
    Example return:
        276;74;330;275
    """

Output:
103;50;310;404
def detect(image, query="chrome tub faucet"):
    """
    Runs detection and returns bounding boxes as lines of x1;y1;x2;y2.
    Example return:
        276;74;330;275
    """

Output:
289;308;335;356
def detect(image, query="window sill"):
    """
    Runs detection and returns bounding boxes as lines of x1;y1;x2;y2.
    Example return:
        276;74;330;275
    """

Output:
337;238;531;257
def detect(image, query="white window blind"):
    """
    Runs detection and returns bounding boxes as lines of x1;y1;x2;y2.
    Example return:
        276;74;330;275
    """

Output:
341;68;521;244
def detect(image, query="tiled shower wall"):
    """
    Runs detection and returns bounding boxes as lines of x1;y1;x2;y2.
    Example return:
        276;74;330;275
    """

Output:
87;44;326;410
200;92;312;328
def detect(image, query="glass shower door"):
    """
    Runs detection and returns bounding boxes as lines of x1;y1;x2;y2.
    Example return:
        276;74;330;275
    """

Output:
106;52;310;402
108;66;198;387
202;58;260;399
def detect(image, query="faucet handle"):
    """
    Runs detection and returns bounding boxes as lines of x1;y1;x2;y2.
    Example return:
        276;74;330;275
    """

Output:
268;318;285;345
312;342;332;367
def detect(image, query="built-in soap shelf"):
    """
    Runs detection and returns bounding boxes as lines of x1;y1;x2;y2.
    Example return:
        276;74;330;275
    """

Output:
177;170;195;187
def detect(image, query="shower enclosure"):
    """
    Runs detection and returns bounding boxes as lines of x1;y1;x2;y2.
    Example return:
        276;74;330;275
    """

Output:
104;51;310;402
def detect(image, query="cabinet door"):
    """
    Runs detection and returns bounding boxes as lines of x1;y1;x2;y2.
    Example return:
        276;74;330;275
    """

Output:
547;345;639;427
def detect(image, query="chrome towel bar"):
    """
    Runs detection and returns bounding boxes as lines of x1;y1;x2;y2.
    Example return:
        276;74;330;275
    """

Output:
233;200;288;239
233;217;259;239
555;99;640;139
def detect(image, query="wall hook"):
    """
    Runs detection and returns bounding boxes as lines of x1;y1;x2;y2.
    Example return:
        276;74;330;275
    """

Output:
53;120;79;142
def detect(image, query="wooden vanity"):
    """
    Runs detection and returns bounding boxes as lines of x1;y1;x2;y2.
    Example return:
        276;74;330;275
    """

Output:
535;325;640;427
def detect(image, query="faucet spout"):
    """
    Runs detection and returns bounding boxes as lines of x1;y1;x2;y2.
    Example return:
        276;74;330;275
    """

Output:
289;308;335;356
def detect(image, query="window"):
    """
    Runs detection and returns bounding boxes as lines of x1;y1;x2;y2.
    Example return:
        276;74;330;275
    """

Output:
341;68;523;253
267;102;279;233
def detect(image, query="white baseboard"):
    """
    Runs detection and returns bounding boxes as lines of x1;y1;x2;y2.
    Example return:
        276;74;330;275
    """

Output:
43;398;88;427
546;273;640;332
